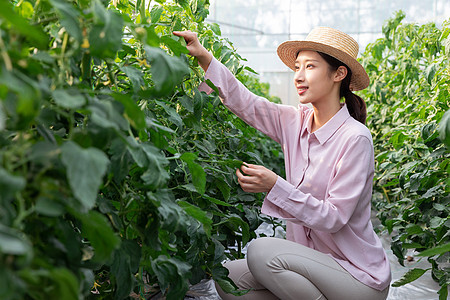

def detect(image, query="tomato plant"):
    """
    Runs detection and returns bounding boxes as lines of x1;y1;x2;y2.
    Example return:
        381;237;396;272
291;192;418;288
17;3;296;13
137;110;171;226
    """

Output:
359;11;450;300
0;0;284;299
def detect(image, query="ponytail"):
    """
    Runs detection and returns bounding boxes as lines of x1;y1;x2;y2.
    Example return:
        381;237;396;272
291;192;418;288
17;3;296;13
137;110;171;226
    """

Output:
340;69;367;124
317;52;367;124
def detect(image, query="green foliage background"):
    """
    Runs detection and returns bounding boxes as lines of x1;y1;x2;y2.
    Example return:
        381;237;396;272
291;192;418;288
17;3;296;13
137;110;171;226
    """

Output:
0;0;284;299
360;11;450;299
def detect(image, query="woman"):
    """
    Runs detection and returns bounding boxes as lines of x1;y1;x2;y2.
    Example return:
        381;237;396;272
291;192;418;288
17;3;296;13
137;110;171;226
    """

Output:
173;27;391;300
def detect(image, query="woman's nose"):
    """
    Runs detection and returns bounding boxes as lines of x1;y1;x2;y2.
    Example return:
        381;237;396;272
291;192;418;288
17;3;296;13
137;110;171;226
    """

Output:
294;69;304;82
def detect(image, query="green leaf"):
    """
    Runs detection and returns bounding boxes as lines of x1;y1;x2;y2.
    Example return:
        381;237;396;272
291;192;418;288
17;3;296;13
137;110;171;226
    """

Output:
0;1;47;48
190;0;198;13
215;279;249;296
111;240;141;299
88;0;124;58
203;195;233;207
151;256;191;299
0;168;26;201
215;178;231;201
78;210;120;262
139;143;170;188
429;216;444;229
209;23;221;36
35;196;65;217
52;90;85;109
417;243;450;257
61;141;109;210
389;130;408;149
439;109;450;148
421;122;437;142
49;0;82;42
423;185;442;198
402;242;426;249
177;200;212;236
155;100;183;128
89;100;129;130
49;268;79;300
0;71;40;129
212;238;226;264
145;26;161;47
193;89;205;121
111;93;146;130
16;1;34;19
438;284;448;300
405;224;423;235
433;203;446;211
120;239;141;273
120;66;145;92
425;63;438;85
150;5;164;23
220;159;244;169
145;46;189;95
0;224;32;256
244;66;258;75
175;0;190;10
212;266;249;296
0;267;19;299
156;194;188;232
161;35;189;56
179;95;194;112
180;152;206;194
391;268;428;287
217;216;251;246
205;79;220;95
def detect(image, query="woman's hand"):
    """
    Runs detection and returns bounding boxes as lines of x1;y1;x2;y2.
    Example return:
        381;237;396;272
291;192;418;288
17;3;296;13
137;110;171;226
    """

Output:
173;30;212;72
236;163;278;193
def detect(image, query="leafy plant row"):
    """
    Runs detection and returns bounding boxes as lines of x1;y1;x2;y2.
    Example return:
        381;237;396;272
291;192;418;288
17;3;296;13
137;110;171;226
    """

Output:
359;11;450;300
0;0;284;299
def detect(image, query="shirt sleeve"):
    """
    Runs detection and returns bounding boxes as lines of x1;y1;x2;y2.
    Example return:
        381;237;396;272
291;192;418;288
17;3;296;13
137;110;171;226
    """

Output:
198;56;301;144
262;135;374;233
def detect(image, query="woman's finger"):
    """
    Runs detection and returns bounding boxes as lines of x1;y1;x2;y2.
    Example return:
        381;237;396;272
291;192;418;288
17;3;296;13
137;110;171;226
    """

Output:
243;162;257;168
173;30;193;39
236;168;253;183
241;164;263;177
240;164;256;175
172;31;197;46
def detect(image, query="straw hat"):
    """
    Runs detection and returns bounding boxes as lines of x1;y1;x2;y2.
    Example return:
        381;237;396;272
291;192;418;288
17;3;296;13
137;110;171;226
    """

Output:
277;27;369;91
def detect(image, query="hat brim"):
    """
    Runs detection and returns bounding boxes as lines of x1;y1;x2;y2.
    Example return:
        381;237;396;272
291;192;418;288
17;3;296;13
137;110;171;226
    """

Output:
277;41;370;91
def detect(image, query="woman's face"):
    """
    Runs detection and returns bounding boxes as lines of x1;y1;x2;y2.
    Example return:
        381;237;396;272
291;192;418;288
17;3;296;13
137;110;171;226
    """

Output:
293;50;338;105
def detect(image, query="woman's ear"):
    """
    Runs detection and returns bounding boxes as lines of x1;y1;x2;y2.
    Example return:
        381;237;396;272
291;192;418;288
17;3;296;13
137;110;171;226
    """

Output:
334;66;348;82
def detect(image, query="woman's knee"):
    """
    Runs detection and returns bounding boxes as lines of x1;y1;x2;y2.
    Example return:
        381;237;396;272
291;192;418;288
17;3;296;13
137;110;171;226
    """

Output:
247;237;279;275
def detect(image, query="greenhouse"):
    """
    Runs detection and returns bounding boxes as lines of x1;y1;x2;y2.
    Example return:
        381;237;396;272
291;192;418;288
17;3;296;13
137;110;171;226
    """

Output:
0;0;448;300
208;0;450;107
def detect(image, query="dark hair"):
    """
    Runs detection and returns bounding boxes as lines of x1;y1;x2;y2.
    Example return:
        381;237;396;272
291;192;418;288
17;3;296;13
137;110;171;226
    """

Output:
317;52;367;124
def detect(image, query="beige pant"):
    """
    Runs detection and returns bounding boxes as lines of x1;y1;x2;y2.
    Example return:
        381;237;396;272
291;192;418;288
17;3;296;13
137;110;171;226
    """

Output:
215;237;389;300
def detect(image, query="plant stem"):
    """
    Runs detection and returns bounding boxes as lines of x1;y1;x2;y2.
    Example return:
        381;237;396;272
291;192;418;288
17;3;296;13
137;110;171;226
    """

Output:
81;52;92;86
105;61;119;90
0;30;13;71
140;0;146;24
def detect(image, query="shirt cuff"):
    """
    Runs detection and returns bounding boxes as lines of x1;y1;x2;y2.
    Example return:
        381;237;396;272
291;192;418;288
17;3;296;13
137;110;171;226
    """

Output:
198;55;218;95
261;176;296;219
267;176;294;204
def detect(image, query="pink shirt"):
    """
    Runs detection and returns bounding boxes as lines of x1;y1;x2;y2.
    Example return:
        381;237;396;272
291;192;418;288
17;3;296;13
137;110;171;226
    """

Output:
199;57;391;291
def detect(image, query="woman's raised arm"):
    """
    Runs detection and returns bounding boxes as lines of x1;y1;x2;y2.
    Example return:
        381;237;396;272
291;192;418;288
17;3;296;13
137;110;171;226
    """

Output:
173;30;213;72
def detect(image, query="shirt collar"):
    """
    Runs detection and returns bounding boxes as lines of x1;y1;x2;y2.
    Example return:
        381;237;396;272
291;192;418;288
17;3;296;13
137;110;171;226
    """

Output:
301;103;351;145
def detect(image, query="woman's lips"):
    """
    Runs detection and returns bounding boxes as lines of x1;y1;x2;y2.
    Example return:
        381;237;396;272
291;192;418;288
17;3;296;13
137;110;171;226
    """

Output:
298;87;308;95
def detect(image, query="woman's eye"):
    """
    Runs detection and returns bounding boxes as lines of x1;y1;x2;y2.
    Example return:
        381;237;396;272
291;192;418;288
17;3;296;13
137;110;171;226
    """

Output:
306;64;313;68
